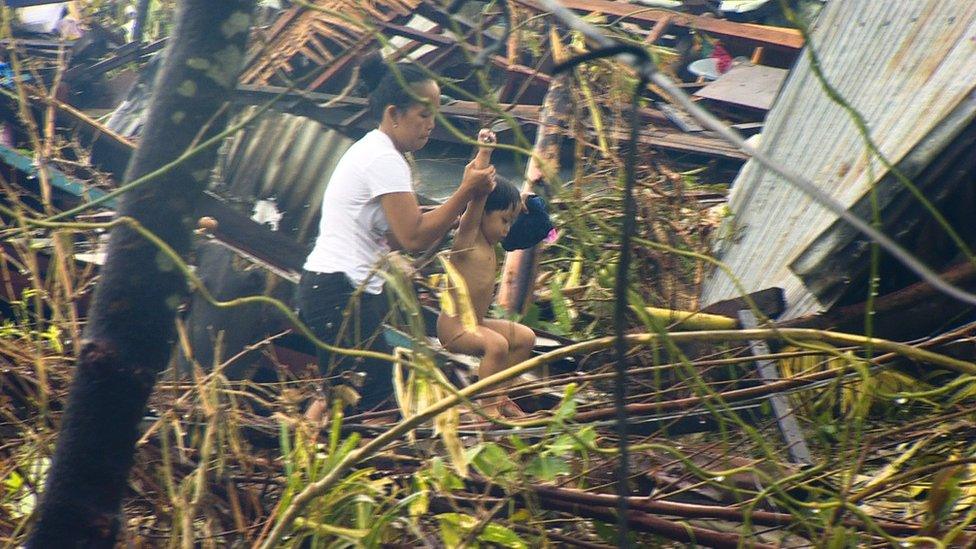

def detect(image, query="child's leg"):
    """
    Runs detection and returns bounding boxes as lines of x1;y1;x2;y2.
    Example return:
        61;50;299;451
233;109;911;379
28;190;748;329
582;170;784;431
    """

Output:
438;317;514;417
482;319;535;369
482;319;535;416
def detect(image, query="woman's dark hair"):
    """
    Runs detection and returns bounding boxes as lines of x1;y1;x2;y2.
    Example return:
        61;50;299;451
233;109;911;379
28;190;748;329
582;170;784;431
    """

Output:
484;178;521;213
360;54;435;121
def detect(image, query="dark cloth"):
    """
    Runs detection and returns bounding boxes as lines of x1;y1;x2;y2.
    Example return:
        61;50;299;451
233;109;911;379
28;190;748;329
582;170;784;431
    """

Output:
502;195;554;251
296;270;394;411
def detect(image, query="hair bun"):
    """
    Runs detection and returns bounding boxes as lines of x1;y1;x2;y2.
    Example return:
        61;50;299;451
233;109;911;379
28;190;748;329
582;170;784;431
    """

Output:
359;52;388;91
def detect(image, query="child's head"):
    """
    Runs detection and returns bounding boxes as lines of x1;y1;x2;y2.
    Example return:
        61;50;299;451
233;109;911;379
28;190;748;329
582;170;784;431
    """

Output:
481;178;521;244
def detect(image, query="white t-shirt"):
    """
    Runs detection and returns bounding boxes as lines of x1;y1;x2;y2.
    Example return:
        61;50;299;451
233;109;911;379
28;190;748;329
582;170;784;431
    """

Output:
303;129;413;294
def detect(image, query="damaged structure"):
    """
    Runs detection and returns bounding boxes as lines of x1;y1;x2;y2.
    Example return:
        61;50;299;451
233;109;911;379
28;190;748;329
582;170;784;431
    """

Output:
701;0;976;339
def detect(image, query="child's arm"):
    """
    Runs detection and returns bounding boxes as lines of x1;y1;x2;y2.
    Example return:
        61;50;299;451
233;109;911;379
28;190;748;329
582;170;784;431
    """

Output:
453;129;496;252
471;128;495;169
452;193;487;253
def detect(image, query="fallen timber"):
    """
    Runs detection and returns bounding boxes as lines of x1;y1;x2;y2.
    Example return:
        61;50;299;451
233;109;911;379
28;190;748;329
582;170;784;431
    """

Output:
467;476;929;537
0;136;808;450
232;84;748;161
514;0;805;52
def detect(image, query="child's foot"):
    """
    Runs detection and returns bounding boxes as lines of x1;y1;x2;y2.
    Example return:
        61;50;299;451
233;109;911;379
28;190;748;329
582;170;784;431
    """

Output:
303;396;329;425
481;397;526;419
499;397;527;418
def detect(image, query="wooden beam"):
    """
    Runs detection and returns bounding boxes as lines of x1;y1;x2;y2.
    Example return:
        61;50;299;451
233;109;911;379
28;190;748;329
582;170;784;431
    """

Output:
643;13;674;45
63;39;167;84
779;261;976;339
517;0;804;51
378;21;551;85
701;287;785;319
739;310;813;466
232;84;746;160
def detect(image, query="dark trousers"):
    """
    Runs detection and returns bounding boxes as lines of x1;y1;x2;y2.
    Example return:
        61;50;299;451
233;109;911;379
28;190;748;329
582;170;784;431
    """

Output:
296;270;394;411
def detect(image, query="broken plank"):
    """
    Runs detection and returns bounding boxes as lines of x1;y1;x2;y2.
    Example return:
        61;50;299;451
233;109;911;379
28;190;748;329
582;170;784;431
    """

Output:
694;63;788;111
702;287;785;319
738;310;813;466
516;0;804;51
62;39;167;84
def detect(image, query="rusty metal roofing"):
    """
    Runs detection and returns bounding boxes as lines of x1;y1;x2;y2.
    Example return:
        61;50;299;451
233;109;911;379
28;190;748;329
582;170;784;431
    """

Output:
218;110;354;243
700;0;976;319
241;0;422;89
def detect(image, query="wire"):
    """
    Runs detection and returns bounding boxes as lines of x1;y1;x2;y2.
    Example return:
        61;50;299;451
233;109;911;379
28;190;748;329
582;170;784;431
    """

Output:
547;26;657;549
551;43;650;75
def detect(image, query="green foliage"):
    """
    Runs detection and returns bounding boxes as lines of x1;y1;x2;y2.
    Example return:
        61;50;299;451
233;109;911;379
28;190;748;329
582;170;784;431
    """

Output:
436;513;527;549
1;455;48;520
277;419;410;547
0;290;61;352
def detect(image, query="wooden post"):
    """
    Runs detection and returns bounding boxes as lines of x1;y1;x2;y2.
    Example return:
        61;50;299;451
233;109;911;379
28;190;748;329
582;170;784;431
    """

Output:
496;31;572;315
738;310;813;466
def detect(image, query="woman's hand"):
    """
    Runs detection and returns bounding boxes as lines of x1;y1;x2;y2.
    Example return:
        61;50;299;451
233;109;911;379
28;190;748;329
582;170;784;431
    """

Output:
460;160;496;198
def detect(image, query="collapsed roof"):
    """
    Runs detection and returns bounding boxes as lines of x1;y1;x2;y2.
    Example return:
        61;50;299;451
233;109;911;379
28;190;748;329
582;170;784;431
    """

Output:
700;0;976;320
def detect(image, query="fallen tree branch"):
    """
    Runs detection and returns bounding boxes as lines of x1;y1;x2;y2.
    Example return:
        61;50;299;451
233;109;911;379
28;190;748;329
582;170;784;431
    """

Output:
258;327;975;547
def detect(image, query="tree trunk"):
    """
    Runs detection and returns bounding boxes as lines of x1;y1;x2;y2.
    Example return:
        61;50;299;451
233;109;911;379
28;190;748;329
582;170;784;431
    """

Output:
496;55;572;314
27;2;255;546
132;0;152;43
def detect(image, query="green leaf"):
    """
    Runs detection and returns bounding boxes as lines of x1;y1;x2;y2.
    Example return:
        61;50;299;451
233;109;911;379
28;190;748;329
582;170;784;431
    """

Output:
593;520;617;543
548;434;577;455
436;514;527;549
549;278;573;333
4;470;23;492
521;303;540;326
552;383;578;423
824;526;855;548
437;513;479;548
508;434;530;453
431;457;464;491
574;426;597;448
293;517;369;540
480;523;528;548
468;443;518;481
410;475;429;519
526;454;570;482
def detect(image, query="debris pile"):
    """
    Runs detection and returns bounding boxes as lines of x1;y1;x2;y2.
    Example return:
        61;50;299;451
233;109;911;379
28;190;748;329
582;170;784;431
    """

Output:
4;1;976;547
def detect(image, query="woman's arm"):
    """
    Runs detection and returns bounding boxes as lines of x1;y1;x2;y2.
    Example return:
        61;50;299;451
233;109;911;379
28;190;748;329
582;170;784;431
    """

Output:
382;160;495;253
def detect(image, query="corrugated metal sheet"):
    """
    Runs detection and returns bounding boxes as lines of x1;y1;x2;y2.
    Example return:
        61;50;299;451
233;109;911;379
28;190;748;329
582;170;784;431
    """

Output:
217;109;354;243
700;0;976;319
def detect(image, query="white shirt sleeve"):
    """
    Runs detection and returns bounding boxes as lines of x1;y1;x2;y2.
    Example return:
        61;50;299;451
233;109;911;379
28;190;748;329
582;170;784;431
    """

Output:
364;151;413;200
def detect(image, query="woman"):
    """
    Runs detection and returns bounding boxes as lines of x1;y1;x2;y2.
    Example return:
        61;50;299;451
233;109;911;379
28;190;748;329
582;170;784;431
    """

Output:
297;57;496;419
